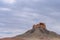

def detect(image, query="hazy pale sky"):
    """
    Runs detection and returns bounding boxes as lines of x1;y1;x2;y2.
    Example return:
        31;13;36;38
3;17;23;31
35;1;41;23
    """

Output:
0;0;60;38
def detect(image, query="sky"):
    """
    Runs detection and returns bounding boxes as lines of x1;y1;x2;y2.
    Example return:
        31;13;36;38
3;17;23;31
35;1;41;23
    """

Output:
0;0;60;38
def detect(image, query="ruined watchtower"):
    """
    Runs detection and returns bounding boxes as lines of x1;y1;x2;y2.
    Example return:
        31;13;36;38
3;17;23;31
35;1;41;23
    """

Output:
33;23;46;29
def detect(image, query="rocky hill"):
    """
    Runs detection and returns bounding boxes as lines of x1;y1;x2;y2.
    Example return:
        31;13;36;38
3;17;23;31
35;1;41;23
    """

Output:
0;22;60;40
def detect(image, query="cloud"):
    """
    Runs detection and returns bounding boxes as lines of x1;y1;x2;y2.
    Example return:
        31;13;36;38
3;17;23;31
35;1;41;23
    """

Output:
0;23;5;26
49;12;60;17
0;7;12;11
0;0;16;4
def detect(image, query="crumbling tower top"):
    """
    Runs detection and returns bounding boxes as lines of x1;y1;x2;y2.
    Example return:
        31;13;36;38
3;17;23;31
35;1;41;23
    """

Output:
33;22;46;29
